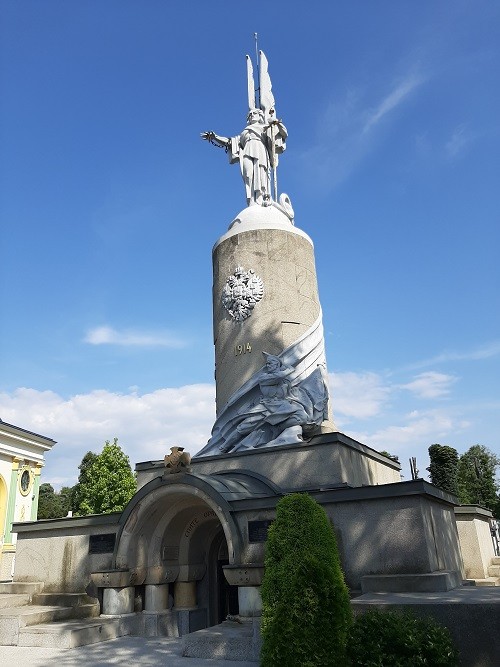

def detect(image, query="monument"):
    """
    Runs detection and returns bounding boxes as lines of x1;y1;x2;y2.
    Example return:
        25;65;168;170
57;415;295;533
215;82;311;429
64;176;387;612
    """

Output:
198;49;334;456
3;45;483;661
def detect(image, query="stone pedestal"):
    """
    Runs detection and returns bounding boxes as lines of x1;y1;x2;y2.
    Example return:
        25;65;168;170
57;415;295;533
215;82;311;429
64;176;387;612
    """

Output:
455;505;495;579
102;586;135;615
145;583;169;611
174;580;197;609
238;586;262;617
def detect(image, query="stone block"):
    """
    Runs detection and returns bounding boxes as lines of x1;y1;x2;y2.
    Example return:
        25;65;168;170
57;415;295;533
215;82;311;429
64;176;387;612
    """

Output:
238;586;262;617
361;570;462;593
102;586;134;615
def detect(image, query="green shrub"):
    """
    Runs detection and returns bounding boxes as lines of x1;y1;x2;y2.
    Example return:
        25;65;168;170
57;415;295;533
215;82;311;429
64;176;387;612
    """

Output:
260;493;352;666
348;609;459;666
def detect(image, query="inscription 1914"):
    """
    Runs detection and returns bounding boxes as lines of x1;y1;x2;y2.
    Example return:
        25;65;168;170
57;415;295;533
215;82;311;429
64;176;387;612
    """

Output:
235;343;252;356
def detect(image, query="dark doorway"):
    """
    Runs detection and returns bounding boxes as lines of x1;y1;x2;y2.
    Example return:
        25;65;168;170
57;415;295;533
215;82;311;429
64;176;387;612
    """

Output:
217;557;239;622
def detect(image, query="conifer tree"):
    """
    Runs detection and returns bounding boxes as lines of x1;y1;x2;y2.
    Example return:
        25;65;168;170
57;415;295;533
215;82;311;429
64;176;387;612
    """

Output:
427;444;460;496
261;493;352;666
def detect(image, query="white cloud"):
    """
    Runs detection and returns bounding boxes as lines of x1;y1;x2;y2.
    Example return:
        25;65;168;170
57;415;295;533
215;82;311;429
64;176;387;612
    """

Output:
330;371;391;419
445;123;471;159
84;326;187;348
401;371;457;399
0;386;216;488
349;408;468;456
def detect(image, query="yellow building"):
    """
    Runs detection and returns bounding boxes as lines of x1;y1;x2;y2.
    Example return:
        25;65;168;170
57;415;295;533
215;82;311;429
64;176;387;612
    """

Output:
0;419;55;581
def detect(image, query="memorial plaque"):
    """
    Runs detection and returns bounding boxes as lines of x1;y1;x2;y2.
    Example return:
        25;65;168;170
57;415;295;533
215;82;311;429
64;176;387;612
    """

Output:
248;520;273;543
162;545;179;561
88;533;116;554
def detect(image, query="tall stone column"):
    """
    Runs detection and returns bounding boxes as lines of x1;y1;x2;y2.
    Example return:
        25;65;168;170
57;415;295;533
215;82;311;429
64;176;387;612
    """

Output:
213;206;323;412
196;206;334;457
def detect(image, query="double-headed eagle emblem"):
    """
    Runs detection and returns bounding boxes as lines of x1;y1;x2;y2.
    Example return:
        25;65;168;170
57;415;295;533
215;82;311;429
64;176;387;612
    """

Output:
222;266;264;321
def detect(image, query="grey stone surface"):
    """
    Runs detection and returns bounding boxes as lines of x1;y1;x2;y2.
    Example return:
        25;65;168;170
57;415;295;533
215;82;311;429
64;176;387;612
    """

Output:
361;570;462;593
13;518;119;593
183;619;262;662
0;634;259;665
17;615;135;648
454;505;496;579
192;431;401;491
102;587;134;615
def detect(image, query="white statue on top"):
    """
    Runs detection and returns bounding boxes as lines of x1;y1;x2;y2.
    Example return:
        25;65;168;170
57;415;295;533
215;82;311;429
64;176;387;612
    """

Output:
201;50;288;207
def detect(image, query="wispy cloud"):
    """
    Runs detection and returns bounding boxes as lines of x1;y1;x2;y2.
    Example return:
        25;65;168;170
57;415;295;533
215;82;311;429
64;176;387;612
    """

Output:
445;123;471;159
400;371;457;399
363;74;425;134
404;341;500;371
302;68;427;189
84;326;187;348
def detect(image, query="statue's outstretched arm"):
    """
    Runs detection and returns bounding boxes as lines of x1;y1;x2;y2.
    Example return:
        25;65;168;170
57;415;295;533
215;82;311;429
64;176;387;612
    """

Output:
200;131;231;149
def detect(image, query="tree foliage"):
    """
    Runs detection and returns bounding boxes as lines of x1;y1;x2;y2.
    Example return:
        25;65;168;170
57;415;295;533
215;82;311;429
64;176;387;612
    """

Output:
380;450;400;463
70;450;98;514
72;439;136;516
348;609;459;666
260;493;352;666
37;483;71;519
457;445;500;515
427;444;459;496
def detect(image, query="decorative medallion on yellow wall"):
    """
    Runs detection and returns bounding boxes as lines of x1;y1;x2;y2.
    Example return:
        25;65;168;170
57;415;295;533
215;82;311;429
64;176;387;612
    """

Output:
18;466;33;496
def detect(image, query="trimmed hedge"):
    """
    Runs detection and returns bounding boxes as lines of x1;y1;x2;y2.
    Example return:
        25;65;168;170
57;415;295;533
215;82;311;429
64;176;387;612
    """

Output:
348;609;460;666
260;493;352;666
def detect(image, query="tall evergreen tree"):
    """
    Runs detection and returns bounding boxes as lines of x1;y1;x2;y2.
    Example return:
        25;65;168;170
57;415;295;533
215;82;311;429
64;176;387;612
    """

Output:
72;439;136;515
260;493;352;666
427;444;459;496
457;445;499;515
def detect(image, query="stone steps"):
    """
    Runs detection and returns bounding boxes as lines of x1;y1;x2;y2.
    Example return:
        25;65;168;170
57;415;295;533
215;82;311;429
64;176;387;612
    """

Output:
0;582;44;596
0;594;30;609
18;615;135;648
0;602;100;645
32;592;94;608
473;577;500;587
491;556;500;566
487;564;500;577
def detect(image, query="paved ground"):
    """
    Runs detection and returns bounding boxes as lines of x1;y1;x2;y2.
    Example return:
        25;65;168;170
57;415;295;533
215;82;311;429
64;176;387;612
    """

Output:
0;635;259;667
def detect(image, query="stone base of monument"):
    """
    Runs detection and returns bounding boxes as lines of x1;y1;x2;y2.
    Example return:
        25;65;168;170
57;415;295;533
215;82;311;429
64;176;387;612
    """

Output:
138;608;207;637
182;618;261;662
360;570;463;594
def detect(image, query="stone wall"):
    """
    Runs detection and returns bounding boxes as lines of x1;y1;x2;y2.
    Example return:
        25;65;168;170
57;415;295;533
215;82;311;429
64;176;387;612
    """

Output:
454;505;495;579
12;513;120;592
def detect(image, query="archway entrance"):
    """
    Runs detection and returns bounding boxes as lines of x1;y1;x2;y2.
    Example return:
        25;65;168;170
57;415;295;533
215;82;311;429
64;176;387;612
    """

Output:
112;476;242;633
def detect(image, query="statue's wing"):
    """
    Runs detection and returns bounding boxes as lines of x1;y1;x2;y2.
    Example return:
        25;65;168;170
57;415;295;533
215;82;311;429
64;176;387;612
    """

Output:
246;55;256;111
259;50;275;121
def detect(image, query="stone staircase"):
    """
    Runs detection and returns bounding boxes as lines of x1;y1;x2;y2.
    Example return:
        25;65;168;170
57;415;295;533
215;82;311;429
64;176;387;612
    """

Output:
0;582;133;648
473;556;500;587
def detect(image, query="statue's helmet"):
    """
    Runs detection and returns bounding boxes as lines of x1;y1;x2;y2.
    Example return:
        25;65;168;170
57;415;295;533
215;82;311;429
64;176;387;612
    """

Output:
262;352;281;368
247;108;264;123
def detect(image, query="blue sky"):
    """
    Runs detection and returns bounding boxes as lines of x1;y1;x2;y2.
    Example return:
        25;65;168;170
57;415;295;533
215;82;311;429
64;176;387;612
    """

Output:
1;1;499;489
